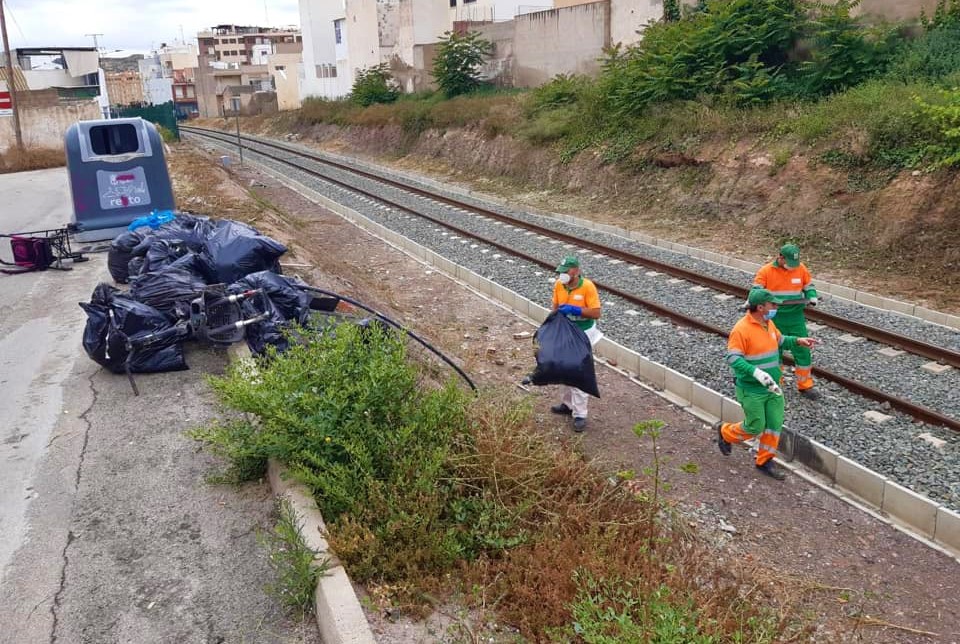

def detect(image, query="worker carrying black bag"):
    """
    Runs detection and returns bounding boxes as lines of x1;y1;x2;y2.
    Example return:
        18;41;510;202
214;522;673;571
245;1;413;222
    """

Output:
527;311;601;399
530;254;603;432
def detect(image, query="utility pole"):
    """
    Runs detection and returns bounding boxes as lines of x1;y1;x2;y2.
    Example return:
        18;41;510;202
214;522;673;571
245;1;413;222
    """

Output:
0;0;24;151
84;33;103;53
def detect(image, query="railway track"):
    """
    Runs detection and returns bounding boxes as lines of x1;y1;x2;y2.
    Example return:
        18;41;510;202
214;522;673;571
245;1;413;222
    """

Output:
180;125;960;435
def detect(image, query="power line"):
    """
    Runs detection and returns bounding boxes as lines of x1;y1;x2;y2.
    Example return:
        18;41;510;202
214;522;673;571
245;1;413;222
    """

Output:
4;0;24;42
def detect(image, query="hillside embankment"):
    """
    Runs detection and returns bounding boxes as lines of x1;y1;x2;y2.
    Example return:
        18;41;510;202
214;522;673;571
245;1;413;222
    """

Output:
206;112;960;314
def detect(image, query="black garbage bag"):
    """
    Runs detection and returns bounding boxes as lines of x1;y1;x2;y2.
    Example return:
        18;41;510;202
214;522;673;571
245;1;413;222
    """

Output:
142;239;190;274
528;312;600;398
129;263;208;320
80;283;188;374
130;213;216;255
199;220;287;284
229;271;311;323
107;230;146;283
227;271;311;355
127;256;146;280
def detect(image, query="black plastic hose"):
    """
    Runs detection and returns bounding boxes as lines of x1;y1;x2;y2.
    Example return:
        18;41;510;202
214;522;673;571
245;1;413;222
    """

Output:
299;285;477;392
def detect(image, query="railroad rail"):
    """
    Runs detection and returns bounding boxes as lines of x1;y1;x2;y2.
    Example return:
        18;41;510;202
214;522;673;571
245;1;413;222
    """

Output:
181;125;960;432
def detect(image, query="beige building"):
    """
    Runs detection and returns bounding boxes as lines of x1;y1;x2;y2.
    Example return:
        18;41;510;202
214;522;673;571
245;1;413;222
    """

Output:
268;50;303;111
105;71;145;106
195;25;303;116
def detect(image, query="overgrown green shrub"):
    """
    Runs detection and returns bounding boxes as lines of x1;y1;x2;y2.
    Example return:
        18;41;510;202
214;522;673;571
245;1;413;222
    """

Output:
194;323;478;580
887;23;960;84
351;64;400;107
798;1;898;97
432;31;493;98
915;87;960;168
600;0;806;116
598;0;895;116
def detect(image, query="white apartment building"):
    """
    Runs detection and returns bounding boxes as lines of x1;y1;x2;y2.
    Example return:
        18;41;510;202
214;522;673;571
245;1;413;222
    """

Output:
299;0;537;100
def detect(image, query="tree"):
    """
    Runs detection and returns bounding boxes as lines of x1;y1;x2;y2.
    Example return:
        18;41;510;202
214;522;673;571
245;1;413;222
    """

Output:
351;64;400;107
431;31;493;98
664;0;681;21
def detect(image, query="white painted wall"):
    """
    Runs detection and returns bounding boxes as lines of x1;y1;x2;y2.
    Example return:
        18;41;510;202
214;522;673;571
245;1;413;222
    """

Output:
346;0;385;76
610;0;665;46
144;77;173;105
299;0;352;99
449;0;530;21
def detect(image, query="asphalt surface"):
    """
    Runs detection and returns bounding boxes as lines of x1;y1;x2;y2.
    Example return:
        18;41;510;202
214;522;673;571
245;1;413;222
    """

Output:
0;168;319;643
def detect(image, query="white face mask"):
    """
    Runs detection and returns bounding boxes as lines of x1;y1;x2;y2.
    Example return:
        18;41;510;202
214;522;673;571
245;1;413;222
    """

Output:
557;273;571;285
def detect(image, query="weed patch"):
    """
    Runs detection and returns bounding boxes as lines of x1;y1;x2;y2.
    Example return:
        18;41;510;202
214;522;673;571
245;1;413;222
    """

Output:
0;147;65;173
259;497;328;615
195;323;811;639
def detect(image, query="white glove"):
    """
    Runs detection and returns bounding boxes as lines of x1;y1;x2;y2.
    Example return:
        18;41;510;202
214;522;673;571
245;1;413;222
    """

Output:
807;296;818;306
753;368;783;396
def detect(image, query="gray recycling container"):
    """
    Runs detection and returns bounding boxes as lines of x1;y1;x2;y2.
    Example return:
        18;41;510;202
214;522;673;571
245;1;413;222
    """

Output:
65;118;175;242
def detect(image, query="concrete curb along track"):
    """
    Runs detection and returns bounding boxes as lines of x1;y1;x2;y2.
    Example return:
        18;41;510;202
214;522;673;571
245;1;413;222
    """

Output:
208;147;960;564
227;343;377;644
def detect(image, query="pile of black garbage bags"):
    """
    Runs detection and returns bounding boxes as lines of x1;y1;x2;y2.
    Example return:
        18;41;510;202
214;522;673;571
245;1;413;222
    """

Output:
81;212;317;375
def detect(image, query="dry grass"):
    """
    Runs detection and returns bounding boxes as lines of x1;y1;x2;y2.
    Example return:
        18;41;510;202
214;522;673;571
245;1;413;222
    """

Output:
0;147;65;173
434;393;811;641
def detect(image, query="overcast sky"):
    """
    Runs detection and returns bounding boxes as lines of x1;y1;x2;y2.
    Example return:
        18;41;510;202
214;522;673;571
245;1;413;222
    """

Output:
3;0;301;53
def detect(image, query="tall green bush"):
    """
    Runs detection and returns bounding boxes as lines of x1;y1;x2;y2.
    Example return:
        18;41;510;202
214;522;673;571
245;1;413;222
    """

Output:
597;0;895;116
915;88;960;168
193;323;474;578
351;64;400;107
432;31;493;98
799;1;897;97
888;22;960;84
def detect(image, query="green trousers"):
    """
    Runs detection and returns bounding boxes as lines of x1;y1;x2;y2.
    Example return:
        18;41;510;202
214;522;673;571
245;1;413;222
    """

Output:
735;386;785;435
776;316;811;368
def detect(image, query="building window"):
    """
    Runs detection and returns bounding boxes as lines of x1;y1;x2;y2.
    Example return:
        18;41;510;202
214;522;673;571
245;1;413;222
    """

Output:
315;64;338;79
334;19;343;44
450;0;457;6
275;65;285;71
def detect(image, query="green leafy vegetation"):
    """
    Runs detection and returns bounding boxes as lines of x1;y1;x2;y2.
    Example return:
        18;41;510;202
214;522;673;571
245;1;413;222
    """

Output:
432;31;493;98
292;0;960;175
259;497;328;614
351;64;400;107
193;323;804;639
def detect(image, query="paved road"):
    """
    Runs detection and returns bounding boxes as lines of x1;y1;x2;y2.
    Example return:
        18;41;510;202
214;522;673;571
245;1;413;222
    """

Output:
0;168;318;643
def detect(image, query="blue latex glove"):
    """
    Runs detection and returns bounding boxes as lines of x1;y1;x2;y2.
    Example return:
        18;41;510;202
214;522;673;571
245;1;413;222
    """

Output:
557;304;582;316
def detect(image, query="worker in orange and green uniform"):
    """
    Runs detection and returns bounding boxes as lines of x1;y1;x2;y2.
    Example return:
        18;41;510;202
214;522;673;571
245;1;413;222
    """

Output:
714;289;818;481
550;255;602;432
752;243;820;399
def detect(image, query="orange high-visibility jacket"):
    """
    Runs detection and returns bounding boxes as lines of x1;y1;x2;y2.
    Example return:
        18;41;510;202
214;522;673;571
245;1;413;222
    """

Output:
552;277;600;331
726;313;801;395
752;261;817;321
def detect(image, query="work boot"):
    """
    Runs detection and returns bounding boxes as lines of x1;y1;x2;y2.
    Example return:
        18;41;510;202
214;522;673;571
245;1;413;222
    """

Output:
714;421;731;456
551;403;573;415
799;388;820;401
756;460;787;481
573;417;587;432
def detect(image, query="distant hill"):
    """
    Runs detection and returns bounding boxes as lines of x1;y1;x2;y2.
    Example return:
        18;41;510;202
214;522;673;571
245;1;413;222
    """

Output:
101;55;144;73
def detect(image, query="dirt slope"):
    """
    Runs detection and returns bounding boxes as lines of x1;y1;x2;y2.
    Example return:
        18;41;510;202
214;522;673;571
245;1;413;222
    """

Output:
224;116;960;313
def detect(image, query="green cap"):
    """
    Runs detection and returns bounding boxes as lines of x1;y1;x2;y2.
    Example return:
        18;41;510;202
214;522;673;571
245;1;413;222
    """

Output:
748;288;784;306
555;255;580;273
779;243;801;268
